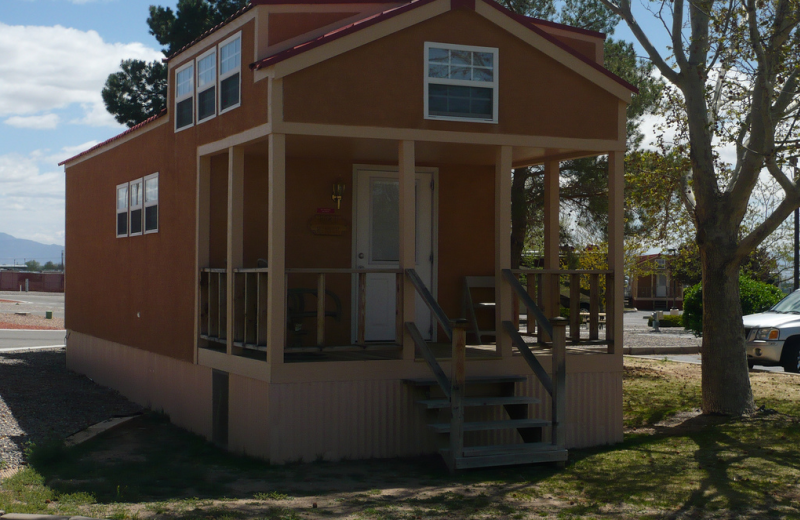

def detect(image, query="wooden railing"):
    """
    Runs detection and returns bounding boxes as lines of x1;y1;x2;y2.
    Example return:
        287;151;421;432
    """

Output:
285;268;402;348
199;268;228;344
510;268;611;345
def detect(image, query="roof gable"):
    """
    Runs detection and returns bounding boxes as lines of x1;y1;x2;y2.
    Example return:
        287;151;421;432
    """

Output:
251;0;636;101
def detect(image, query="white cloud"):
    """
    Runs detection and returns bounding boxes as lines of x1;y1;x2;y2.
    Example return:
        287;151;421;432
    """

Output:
4;114;60;129
0;23;162;127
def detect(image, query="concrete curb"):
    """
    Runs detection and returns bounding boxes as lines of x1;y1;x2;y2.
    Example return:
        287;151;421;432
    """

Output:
624;346;701;355
65;414;141;447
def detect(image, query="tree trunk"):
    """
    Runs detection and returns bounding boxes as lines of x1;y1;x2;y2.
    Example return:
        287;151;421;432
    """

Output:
510;168;529;269
699;237;756;415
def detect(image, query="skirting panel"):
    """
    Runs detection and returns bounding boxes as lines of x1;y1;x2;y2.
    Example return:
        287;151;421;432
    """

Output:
66;331;213;441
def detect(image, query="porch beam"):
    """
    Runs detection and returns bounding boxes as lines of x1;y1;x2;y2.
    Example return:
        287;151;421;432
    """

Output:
399;140;416;360
267;133;286;365
226;146;245;355
543;161;560;327
607;151;624;355
495;145;513;357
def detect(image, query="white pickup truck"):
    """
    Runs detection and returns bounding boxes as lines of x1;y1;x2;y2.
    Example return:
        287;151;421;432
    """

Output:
743;290;800;372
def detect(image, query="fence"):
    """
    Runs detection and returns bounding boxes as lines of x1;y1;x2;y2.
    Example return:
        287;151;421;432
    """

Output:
0;271;64;293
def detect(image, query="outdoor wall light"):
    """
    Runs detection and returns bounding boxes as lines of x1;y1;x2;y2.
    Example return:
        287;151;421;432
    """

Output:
332;181;345;210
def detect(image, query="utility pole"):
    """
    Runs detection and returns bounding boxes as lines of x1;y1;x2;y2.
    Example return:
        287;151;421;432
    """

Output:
793;157;799;292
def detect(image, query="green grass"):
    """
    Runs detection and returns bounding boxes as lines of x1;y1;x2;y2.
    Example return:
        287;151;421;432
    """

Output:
1;359;799;519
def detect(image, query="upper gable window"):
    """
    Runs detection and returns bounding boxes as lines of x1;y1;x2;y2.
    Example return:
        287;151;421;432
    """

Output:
176;63;194;130
424;42;498;123
197;49;217;122
219;34;241;113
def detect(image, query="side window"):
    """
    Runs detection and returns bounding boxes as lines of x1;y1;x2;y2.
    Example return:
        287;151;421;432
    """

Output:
197;49;216;122
175;62;194;130
424;42;498;123
219;34;241;113
130;178;143;236
144;173;159;234
116;183;129;238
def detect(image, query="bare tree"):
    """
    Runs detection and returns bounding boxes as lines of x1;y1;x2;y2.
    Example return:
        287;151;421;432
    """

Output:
597;0;800;414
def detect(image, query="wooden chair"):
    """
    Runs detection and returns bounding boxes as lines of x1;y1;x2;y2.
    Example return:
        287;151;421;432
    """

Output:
462;276;497;345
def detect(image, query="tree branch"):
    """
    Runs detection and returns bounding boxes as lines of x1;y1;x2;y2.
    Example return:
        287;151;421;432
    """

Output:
738;191;800;259
672;0;689;69
680;172;697;214
765;156;800;195
597;0;683;85
771;68;800;120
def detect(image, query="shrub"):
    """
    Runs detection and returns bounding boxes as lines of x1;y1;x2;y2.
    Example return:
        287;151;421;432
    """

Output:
647;314;683;327
682;275;784;336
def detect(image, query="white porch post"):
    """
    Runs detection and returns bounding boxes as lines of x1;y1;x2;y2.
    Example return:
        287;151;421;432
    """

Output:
607;150;624;355
543;160;560;326
399;140;416;360
226;147;244;355
267;133;286;364
495;145;513;357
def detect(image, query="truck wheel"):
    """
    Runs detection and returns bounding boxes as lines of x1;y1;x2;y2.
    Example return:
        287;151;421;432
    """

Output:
748;361;755;370
781;344;800;373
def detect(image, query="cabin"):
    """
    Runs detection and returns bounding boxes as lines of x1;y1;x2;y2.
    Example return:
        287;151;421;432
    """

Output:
630;253;683;311
60;0;635;471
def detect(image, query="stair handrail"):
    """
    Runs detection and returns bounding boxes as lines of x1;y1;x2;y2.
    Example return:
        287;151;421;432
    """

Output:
502;321;553;395
502;269;552;339
405;321;451;399
406;268;453;340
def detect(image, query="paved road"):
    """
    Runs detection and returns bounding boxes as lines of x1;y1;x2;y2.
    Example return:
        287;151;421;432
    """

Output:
635;353;793;374
0;329;66;350
0;291;64;319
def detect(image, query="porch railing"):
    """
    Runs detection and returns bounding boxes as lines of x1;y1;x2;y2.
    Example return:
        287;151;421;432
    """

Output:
510;268;611;346
199;267;269;350
285;268;403;350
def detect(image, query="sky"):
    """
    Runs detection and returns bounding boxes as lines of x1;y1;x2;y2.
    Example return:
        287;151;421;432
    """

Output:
0;0;669;250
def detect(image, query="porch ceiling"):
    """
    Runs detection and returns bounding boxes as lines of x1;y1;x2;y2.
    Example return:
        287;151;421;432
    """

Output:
278;134;596;167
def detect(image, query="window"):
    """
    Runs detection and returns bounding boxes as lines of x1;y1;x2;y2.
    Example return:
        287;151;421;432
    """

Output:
197;49;216;122
129;178;143;236
424;42;498;123
656;258;666;269
175;62;194;130
219;34;241;113
144;173;159;233
116;183;128;238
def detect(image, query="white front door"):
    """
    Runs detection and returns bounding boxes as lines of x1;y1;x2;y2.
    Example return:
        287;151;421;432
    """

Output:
354;168;435;342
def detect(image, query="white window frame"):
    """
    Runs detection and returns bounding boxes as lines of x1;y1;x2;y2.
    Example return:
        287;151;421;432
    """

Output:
423;42;499;124
144;172;159;235
116;182;129;238
175;61;195;132
196;48;217;124
129;178;144;237
218;32;242;115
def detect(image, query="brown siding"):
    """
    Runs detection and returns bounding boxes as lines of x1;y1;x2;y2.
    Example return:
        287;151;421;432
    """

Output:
65;121;197;362
549;34;599;63
268;12;360;46
283;9;619;140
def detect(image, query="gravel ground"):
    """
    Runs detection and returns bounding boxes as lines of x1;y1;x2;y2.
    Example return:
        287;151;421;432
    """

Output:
0;348;142;469
0;313;64;330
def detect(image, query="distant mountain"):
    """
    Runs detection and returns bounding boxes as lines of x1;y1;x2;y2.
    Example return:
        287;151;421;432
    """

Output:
0;233;63;265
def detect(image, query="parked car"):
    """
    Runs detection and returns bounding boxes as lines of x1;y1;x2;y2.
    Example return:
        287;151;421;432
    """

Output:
743;290;800;372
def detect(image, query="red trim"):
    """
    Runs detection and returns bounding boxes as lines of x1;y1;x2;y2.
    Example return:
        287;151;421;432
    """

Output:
251;0;437;70
450;0;475;10
525;16;606;39
59;110;168;166
252;0;401;3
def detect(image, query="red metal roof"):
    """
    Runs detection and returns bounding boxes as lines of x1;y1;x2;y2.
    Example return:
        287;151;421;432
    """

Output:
250;0;637;94
59;110;167;166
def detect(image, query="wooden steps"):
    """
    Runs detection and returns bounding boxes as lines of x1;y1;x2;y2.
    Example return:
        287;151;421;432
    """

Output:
428;418;550;433
416;396;539;409
403;375;526;386
441;443;568;469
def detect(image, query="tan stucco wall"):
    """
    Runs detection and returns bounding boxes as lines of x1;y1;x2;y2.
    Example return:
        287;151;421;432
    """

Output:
283;9;619;139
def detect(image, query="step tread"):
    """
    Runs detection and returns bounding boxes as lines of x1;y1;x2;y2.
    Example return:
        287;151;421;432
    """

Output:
417;396;540;409
459;443;563;456
403;375;526;386
428;418;549;433
452;449;568;469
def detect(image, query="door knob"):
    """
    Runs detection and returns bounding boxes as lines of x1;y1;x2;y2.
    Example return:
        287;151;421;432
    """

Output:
358;252;365;259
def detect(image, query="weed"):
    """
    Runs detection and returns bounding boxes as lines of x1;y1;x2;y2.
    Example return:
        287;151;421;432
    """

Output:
254;491;293;501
